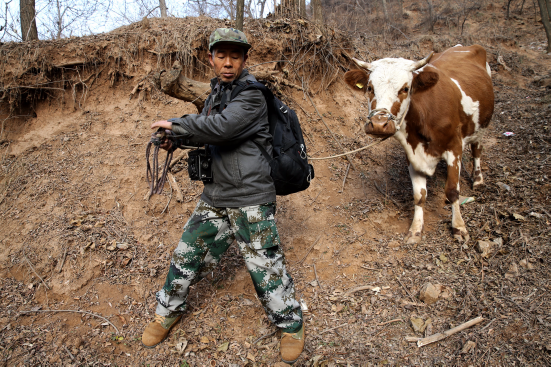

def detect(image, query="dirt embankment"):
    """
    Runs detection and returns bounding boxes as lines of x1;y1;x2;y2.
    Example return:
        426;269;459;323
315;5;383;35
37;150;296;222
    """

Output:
0;9;550;367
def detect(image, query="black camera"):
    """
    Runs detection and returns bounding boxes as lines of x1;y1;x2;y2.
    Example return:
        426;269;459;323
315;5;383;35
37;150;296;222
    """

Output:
188;148;213;183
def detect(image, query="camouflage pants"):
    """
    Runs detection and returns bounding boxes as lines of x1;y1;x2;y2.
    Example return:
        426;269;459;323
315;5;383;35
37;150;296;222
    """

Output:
155;199;303;332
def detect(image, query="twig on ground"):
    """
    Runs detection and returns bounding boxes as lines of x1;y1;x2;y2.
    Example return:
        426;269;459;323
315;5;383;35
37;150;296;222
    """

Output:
57;246;67;273
168;173;184;202
320;323;348;334
295;234;323;265
253;330;277;345
479;318;497;333
407;316;484;347
298;215;313;227
394;272;417;304
313;262;322;290
374;179;402;209
20;309;120;333
344;285;376;297
23;252;50;290
360;265;378;270
161;176;173;215
310;190;322;205
341;163;350;192
377;318;403;326
63;345;75;361
169;149;189;169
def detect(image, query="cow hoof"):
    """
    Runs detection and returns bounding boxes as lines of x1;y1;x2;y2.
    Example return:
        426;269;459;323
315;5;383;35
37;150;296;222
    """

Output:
452;228;470;243
405;231;422;245
472;179;484;189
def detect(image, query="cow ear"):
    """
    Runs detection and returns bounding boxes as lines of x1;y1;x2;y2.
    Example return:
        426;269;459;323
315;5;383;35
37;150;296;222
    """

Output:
412;70;439;92
344;69;370;93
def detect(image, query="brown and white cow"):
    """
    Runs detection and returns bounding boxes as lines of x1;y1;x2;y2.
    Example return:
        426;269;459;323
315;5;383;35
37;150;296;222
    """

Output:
344;45;494;244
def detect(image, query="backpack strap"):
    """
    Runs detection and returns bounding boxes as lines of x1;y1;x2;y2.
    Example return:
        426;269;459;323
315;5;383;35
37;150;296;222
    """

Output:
228;80;276;162
230;80;274;101
252;140;273;163
217;85;230;113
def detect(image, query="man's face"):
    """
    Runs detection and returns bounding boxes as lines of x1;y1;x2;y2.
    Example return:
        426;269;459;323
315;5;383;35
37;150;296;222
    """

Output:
209;44;248;83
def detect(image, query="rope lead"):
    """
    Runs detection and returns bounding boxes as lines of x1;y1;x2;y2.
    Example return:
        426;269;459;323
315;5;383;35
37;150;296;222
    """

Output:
146;133;173;197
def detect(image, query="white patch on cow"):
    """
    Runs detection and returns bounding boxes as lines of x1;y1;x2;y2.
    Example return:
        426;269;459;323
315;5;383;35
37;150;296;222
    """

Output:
452;51;471;53
368;58;415;119
463;128;483;147
408;164;426;235
444;151;456;167
395;130;440;176
453;44;463;47
474;157;481;172
443;152;466;232
451;78;480;131
486;62;491;77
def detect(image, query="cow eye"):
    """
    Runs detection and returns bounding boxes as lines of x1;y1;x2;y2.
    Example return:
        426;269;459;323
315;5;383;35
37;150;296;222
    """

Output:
403;87;409;93
367;86;373;92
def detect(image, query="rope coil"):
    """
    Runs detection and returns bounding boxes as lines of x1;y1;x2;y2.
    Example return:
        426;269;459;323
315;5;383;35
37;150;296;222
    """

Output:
146;131;173;197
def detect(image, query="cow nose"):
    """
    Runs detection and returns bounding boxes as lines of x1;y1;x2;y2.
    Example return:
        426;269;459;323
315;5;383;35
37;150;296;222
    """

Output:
365;115;397;136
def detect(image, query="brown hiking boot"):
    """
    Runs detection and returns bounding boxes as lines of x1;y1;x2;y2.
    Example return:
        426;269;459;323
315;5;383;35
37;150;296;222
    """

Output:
280;324;305;364
141;313;181;348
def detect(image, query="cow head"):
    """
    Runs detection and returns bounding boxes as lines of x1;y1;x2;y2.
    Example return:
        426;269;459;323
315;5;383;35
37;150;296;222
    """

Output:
344;52;436;137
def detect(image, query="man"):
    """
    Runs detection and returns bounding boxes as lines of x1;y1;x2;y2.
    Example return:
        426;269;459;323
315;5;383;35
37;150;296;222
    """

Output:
141;28;305;364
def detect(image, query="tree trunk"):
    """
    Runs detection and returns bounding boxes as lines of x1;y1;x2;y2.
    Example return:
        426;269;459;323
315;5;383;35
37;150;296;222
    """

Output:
520;0;526;14
398;0;404;17
155;62;211;113
506;0;514;19
280;0;298;16
56;0;62;39
382;0;389;22
159;0;168;17
312;0;324;23
425;0;435;32
537;0;551;52
299;0;306;17
259;0;267;17
20;0;38;41
236;0;244;30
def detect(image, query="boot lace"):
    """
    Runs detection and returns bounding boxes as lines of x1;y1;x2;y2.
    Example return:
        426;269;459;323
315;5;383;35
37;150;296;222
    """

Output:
153;314;166;324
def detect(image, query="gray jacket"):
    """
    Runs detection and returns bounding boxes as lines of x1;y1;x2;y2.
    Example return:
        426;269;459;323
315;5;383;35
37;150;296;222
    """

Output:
169;70;275;207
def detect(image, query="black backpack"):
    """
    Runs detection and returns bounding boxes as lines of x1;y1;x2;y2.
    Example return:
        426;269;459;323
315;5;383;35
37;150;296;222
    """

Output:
229;80;315;196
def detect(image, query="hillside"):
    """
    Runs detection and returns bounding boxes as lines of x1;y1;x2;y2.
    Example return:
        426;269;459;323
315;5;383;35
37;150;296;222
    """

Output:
0;6;550;367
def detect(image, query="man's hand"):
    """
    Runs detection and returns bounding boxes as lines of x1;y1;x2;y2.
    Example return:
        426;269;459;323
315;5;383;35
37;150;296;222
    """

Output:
159;138;174;152
150;121;175;152
151;120;172;130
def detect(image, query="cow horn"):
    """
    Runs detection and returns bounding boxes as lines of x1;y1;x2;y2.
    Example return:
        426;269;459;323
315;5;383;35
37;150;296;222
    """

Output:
352;57;373;71
411;51;434;71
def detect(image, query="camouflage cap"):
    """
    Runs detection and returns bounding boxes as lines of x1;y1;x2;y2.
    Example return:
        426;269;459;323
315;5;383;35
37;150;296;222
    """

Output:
209;28;252;52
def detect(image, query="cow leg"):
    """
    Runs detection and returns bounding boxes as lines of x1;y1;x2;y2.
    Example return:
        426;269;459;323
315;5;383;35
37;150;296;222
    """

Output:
445;153;469;242
405;164;426;245
471;142;484;188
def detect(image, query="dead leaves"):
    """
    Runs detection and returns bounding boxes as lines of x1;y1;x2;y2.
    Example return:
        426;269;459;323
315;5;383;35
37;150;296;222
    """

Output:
217;341;229;352
171;333;231;357
410;316;432;333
